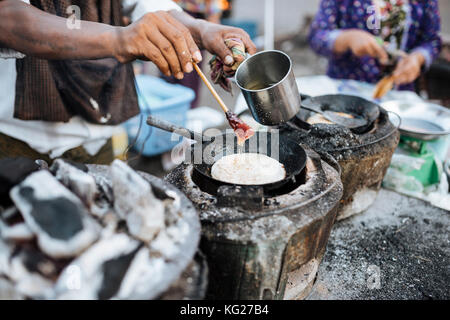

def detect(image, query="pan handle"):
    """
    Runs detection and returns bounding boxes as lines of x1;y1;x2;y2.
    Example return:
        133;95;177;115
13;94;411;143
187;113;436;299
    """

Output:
146;115;207;143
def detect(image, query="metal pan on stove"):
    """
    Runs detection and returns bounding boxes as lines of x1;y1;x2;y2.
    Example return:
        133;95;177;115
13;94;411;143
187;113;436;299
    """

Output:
146;116;307;196
191;131;307;196
298;94;381;134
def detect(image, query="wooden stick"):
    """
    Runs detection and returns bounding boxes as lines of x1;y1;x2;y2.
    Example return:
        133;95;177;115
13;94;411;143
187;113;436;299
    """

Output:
373;75;395;100
193;63;229;113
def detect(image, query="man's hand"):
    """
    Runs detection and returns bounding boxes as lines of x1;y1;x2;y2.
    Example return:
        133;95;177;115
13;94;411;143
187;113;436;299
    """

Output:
392;52;425;85
169;10;256;67
197;22;257;66
335;29;388;64
115;11;203;79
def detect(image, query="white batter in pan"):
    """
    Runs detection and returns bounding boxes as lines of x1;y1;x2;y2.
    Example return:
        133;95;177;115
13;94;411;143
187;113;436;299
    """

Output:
211;153;286;185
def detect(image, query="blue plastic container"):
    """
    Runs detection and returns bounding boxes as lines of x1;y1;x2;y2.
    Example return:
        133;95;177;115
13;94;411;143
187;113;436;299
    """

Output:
123;75;195;157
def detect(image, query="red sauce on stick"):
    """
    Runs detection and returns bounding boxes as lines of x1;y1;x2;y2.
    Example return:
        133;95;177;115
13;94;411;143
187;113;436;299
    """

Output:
193;63;255;145
226;111;255;145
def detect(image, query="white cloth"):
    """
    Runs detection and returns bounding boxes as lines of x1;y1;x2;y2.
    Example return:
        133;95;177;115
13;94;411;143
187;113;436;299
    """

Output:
0;0;181;158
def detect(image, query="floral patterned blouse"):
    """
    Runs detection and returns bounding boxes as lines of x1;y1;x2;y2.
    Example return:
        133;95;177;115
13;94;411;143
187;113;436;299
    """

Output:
308;0;442;89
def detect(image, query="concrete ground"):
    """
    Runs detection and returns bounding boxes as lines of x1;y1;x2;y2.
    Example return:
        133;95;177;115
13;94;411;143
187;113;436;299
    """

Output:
308;189;449;300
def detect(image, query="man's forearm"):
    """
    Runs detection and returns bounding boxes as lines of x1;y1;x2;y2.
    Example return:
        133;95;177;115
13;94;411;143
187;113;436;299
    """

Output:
0;0;120;60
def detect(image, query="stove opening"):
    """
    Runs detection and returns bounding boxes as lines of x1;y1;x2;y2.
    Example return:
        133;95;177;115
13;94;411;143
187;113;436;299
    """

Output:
191;167;307;198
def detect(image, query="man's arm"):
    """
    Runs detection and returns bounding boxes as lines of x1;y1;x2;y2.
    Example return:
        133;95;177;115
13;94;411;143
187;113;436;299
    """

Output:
0;0;201;78
0;0;256;78
0;0;119;60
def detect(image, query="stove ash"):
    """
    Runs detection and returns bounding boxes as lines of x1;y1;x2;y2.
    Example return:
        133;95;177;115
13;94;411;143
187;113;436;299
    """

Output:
0;159;201;300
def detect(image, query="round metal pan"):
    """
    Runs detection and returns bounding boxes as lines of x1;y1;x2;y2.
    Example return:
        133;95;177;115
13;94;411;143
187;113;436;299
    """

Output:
191;131;307;196
299;94;381;134
381;100;450;140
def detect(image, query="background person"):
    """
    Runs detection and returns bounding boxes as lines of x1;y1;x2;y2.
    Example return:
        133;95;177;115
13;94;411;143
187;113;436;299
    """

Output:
308;0;442;90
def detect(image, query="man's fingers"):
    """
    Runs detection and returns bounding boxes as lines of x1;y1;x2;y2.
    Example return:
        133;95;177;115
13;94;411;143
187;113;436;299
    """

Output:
142;42;171;77
148;30;183;79
212;36;234;65
224;32;256;56
160;24;193;75
238;32;256;55
165;14;202;63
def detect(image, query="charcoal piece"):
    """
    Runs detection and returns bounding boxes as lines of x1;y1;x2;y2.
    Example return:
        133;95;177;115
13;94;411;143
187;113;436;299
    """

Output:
0;221;34;242
20;188;84;240
0;238;12;276
58;159;89;173
53;234;141;299
0;157;39;206
10;171;100;259
8;251;54;299
97;245;141;300
110;160;165;243
50;159;98;207
0;206;34;241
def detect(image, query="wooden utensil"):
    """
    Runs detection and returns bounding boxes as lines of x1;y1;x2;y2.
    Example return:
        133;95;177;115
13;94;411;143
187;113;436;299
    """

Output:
193;62;254;144
193;63;229;113
373;75;395;100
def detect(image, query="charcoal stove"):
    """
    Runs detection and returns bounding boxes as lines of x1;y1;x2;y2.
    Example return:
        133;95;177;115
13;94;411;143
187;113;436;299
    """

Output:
282;95;400;220
166;145;343;300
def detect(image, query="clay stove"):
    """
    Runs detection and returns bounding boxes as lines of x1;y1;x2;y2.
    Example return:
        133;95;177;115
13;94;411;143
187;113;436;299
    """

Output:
283;103;400;220
166;145;343;300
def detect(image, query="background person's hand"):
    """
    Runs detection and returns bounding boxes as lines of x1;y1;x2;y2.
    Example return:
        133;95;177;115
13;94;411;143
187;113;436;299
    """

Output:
334;29;388;64
392;52;425;85
115;11;202;79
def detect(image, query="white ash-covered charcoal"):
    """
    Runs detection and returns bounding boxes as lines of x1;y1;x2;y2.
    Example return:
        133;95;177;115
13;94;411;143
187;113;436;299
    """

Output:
53;233;142;300
50;159;98;208
0;277;22;300
0;238;12;276
110;160;165;243
93;174;114;204
0;207;34;242
0;221;34;242
114;246;165;300
10;171;100;259
8;257;54;299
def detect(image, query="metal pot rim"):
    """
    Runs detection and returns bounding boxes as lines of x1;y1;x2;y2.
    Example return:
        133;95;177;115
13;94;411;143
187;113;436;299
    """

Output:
235;50;293;92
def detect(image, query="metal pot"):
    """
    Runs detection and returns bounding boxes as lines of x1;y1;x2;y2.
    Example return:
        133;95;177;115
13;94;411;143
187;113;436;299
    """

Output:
235;50;301;126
